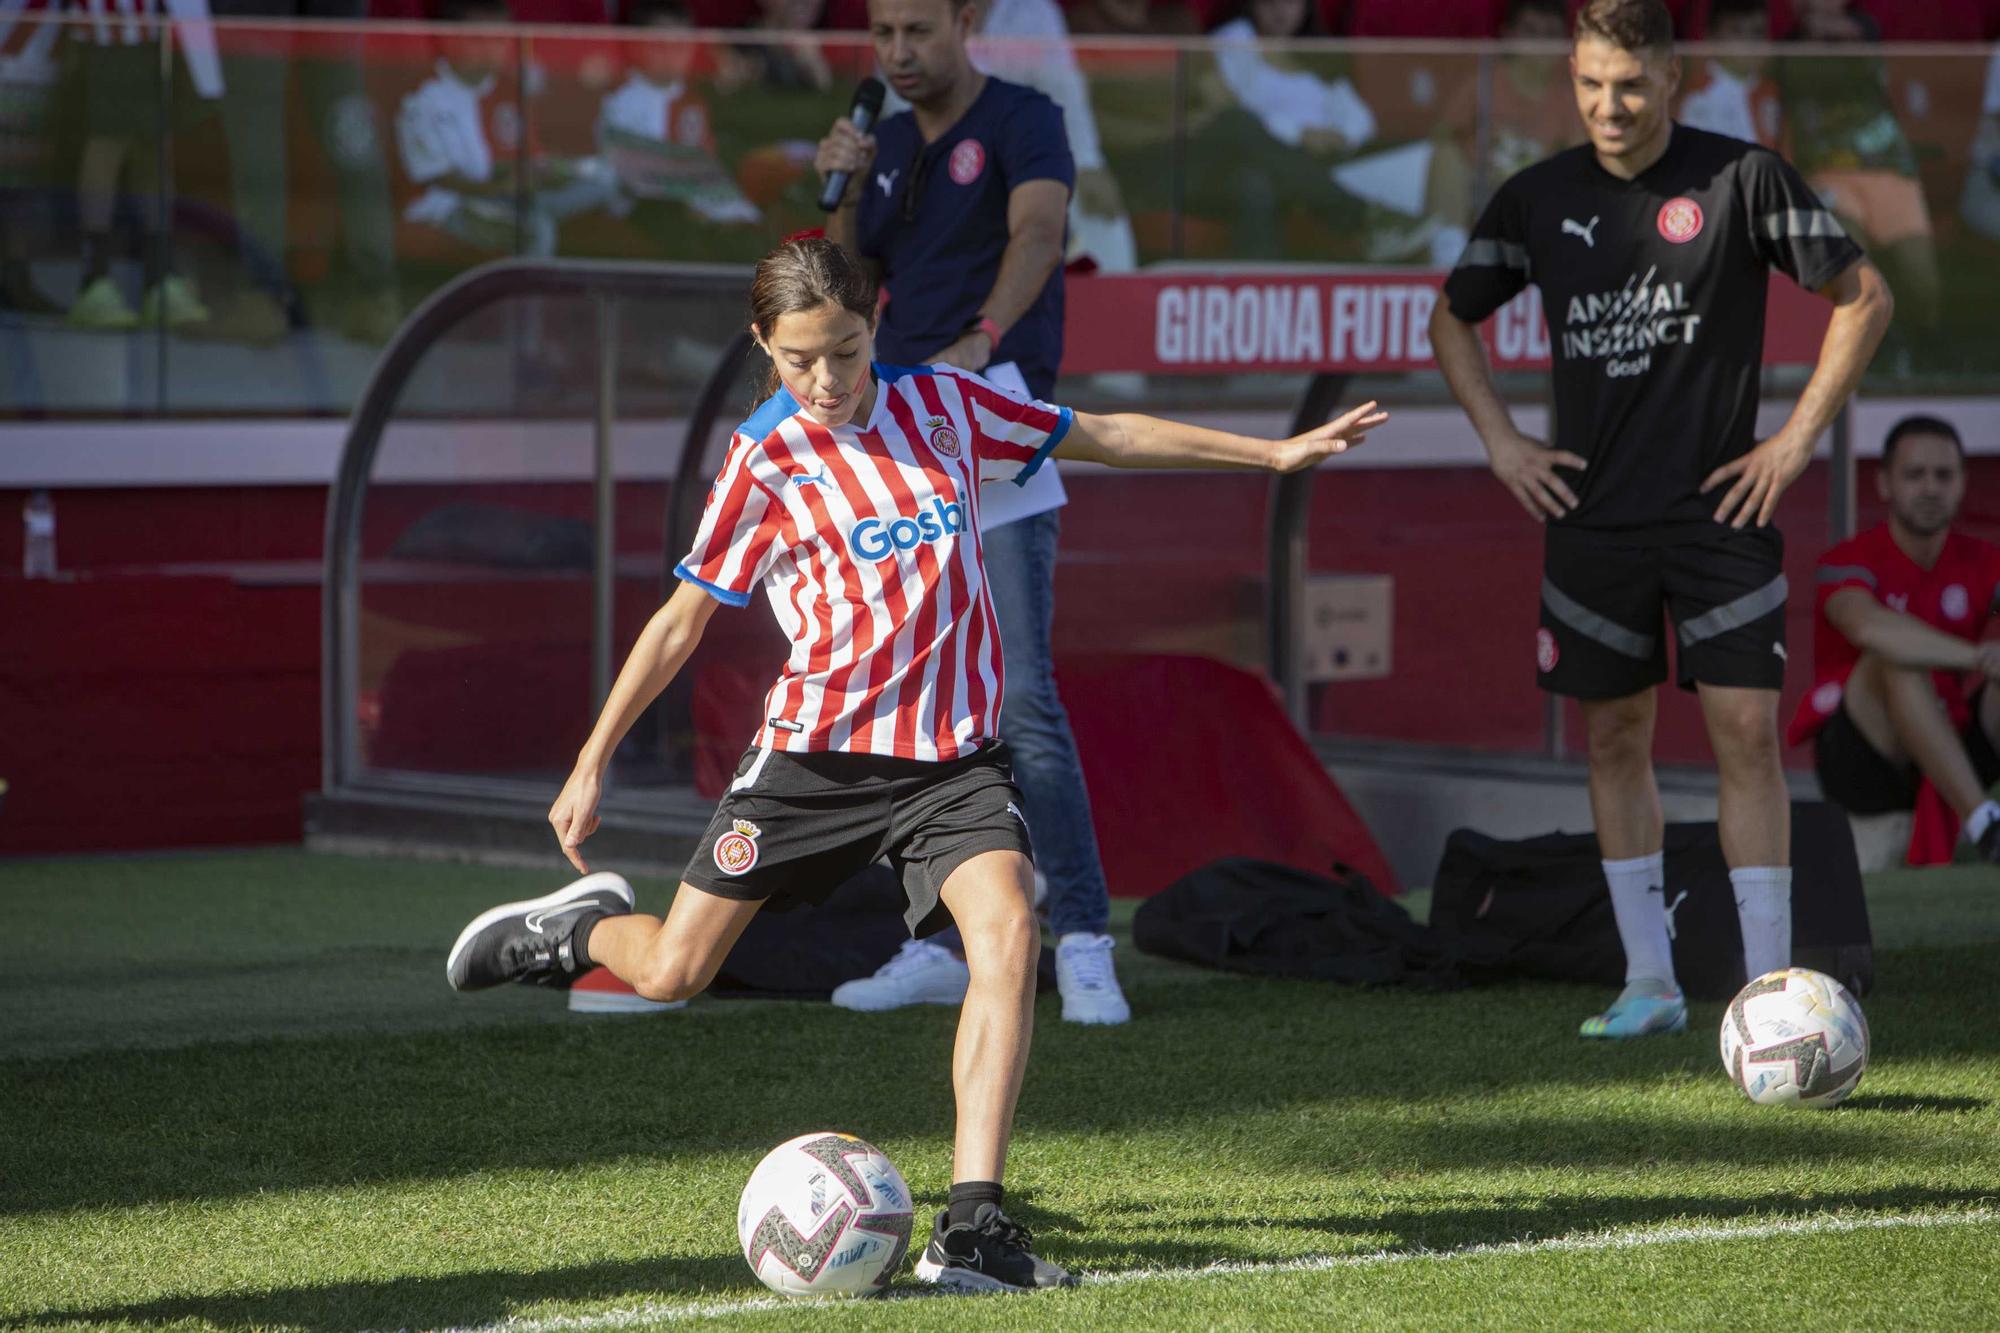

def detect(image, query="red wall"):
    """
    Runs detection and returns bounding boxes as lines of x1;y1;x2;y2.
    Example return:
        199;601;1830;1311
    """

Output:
8;461;1998;856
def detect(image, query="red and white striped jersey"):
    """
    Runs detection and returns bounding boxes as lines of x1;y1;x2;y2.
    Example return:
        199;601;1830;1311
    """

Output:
676;362;1072;761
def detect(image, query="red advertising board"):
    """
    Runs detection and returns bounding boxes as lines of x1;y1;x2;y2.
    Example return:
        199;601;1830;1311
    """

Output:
1062;270;1833;375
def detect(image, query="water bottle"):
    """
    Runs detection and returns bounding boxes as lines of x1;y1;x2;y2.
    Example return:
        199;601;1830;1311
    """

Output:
22;488;55;579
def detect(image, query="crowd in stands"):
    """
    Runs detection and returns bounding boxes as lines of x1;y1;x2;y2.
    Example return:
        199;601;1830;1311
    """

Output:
5;0;2000;340
364;0;2000;39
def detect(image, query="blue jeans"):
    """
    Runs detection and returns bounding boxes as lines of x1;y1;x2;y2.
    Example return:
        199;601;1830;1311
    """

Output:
976;508;1111;938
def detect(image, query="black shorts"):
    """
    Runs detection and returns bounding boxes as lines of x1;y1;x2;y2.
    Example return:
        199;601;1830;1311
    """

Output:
1537;525;1788;699
1815;690;2000;815
681;741;1034;938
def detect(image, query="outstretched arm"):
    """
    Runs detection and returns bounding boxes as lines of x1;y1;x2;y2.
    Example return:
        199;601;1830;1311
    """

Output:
1703;260;1895;529
549;580;722;871
1054;401;1387;473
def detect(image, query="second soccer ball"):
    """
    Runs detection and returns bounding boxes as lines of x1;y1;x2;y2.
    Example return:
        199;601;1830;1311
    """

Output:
1719;967;1870;1109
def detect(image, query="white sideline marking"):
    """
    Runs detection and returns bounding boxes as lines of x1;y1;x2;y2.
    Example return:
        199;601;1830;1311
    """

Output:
421;1207;1999;1332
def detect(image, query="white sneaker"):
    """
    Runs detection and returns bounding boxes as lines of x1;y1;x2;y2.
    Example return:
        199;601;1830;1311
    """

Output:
830;939;969;1012
1056;932;1130;1025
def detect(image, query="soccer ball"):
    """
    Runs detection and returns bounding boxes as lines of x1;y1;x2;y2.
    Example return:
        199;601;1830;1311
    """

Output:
737;1132;914;1297
1719;967;1870;1108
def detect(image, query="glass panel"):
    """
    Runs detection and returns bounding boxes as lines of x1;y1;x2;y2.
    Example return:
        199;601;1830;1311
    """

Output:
10;30;2000;422
606;291;769;802
517;27;863;265
351;278;758;787
357;287;596;784
3;13;166;414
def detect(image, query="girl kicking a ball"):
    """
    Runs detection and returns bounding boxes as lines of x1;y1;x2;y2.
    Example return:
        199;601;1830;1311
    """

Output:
445;236;1386;1292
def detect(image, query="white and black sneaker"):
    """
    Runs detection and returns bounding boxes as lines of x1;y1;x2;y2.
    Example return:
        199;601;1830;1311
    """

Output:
912;1204;1078;1293
445;872;634;992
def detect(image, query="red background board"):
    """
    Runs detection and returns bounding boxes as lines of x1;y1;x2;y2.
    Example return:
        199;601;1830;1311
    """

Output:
9;456;1997;863
1061;271;1836;375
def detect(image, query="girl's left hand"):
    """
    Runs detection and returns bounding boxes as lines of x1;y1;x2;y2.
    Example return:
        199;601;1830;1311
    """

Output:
1272;401;1388;473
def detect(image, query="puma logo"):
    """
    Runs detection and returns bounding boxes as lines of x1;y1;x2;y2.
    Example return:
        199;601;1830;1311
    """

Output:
875;168;899;197
1662;888;1689;940
1562;215;1600;247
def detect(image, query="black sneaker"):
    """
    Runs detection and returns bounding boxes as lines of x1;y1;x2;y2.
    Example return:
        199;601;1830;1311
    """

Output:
912;1204;1078;1292
445;872;634;992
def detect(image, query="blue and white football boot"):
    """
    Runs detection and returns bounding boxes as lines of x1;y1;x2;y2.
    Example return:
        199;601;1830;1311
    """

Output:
1579;978;1688;1039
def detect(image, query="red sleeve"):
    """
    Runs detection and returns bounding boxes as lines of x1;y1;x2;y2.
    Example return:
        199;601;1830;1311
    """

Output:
1814;543;1880;606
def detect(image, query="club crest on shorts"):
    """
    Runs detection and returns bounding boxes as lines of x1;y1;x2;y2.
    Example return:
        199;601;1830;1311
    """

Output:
1536;627;1560;673
1657;197;1703;243
949;138;985;185
925;415;961;458
714;818;762;876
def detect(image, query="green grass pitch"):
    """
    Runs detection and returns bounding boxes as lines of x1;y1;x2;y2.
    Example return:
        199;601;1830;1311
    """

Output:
4;850;1998;1330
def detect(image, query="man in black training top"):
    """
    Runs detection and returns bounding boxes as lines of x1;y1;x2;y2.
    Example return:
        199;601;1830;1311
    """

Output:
1430;0;1893;1037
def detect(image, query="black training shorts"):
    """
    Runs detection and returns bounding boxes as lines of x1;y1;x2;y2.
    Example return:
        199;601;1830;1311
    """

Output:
680;740;1034;938
1537;524;1787;699
1815;689;2000;815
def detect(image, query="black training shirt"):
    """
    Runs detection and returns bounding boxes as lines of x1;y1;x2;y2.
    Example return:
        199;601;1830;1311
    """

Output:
1444;125;1865;537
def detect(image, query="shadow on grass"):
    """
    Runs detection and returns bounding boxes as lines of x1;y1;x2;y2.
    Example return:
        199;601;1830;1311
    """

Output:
6;942;2000;1217
1067;1183;2000;1270
1840;1093;1991;1114
15;1253;749;1332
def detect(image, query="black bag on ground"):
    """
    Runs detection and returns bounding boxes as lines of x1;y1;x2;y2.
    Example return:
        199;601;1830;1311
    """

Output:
709;863;910;1000
1133;857;1463;988
1430;800;1873;1001
710;863;1059;1000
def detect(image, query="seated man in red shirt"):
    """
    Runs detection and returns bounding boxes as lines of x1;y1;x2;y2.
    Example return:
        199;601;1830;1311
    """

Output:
1791;416;2000;859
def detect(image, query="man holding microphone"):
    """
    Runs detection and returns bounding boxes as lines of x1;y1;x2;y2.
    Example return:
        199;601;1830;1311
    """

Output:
814;0;1131;1025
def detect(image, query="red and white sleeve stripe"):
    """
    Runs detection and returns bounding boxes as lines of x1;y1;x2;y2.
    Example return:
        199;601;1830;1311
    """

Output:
675;434;786;606
938;367;1073;485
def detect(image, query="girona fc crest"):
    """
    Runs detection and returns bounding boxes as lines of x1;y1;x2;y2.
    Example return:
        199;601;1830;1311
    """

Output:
713;818;762;876
1657;197;1703;243
948;138;985;185
1536;627;1560;673
924;415;961;458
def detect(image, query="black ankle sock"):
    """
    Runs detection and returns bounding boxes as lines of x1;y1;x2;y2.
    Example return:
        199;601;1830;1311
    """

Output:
140;233;167;293
80;231;113;285
571;910;608;969
946;1181;1003;1228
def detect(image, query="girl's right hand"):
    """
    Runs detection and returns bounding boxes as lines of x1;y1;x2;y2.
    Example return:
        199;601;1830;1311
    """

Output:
549;765;604;874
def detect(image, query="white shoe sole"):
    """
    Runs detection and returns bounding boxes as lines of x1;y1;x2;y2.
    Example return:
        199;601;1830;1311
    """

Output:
445;871;634;989
1060;1002;1131;1025
568;990;686;1014
829;987;968;1013
912;1254;1021;1293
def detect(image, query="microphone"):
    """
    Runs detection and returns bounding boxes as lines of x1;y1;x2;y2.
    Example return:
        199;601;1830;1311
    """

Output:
818;77;887;213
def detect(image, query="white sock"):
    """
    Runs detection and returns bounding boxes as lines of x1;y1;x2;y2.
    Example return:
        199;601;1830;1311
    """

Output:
1731;865;1793;981
1603;852;1676;989
1965;799;2000;845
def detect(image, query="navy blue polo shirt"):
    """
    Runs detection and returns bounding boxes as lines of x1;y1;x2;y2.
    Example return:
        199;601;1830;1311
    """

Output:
856;77;1073;400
